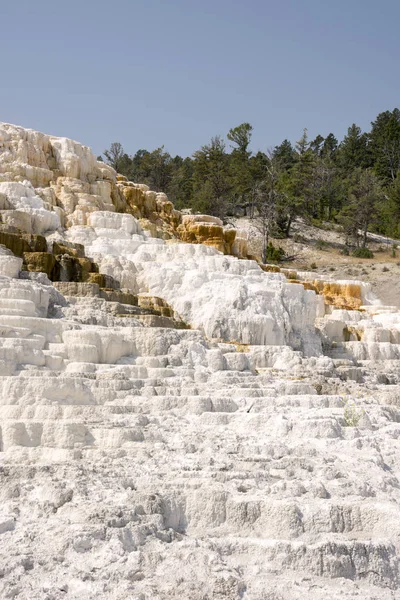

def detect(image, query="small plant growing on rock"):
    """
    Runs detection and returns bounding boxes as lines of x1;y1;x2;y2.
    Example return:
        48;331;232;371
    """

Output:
352;247;374;259
342;398;364;427
310;262;317;269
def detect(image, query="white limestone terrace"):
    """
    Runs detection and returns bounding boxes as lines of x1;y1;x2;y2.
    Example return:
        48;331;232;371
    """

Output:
1;123;400;598
58;211;319;355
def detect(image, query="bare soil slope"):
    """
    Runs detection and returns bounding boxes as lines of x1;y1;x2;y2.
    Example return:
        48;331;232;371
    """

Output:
233;216;400;307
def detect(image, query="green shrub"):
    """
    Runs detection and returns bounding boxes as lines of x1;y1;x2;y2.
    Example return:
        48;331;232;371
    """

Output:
266;243;285;262
341;247;350;256
352;247;374;259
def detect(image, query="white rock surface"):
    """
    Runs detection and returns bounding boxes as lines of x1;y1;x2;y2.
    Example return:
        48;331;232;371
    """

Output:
0;123;400;599
64;212;321;354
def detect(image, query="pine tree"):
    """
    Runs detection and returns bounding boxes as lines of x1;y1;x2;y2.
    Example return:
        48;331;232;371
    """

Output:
226;123;254;216
337;124;371;172
339;169;384;247
370;109;400;181
273;139;295;171
192;136;232;219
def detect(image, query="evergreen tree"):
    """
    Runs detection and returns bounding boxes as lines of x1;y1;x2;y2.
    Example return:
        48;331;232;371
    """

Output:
226;123;254;215
337;124;371;172
338;169;384;247
273;139;295;171
321;133;338;159
130;149;150;181
289;129;316;224
140;146;173;192
370;108;400;181
310;134;324;156
274;130;315;236
380;176;400;237
227;123;253;153
168;157;194;209
192;136;231;219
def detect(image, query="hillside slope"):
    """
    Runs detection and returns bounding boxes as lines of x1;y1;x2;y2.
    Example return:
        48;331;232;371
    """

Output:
233;215;400;308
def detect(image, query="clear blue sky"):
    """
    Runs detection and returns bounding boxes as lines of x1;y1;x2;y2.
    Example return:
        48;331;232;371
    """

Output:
1;0;399;158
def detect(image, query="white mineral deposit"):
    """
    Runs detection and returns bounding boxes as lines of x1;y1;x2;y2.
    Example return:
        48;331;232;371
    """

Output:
0;123;400;599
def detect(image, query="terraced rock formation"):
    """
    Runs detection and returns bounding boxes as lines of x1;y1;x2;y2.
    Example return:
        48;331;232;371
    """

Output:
0;122;400;599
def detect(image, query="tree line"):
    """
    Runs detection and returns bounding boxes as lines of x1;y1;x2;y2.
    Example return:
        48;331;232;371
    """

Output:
101;109;400;259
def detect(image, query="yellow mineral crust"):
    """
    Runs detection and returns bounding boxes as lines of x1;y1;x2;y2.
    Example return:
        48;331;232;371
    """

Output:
312;281;363;310
23;252;56;278
280;268;363;311
261;265;281;273
137;294;174;317
176;215;248;257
